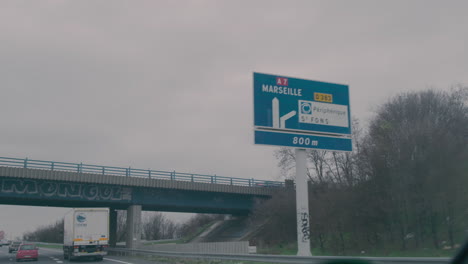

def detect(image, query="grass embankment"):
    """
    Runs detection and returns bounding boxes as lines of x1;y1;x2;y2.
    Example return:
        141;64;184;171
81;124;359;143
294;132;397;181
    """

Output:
178;221;219;244
143;221;217;246
258;243;457;257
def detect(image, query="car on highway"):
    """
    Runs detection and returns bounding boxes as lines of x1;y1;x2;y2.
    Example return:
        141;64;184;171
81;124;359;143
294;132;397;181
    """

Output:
15;243;38;262
8;241;22;253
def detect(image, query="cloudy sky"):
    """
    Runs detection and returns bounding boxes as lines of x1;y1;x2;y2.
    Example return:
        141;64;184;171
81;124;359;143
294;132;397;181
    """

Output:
1;0;467;239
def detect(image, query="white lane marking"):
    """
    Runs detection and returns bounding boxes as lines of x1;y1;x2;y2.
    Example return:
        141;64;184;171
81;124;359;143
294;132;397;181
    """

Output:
39;249;63;262
103;258;134;264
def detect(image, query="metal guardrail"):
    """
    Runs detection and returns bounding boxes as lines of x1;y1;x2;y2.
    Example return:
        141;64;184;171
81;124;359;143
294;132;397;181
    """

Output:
107;247;451;264
0;157;284;188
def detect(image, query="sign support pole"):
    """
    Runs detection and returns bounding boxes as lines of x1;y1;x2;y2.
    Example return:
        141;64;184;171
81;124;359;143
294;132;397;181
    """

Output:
253;73;351;256
295;148;312;256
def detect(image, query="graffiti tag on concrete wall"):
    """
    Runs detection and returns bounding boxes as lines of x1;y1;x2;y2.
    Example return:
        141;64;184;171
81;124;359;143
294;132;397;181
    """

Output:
300;212;310;242
0;178;132;201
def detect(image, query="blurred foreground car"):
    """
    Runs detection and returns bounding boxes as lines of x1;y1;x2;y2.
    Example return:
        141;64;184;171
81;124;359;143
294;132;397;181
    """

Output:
9;241;22;253
16;244;38;262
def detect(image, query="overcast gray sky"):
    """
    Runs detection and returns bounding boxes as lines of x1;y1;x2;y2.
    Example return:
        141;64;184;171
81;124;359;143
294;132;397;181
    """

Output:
1;0;468;239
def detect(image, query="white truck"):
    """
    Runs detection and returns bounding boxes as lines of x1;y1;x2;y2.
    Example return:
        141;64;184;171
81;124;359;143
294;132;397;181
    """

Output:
63;208;109;261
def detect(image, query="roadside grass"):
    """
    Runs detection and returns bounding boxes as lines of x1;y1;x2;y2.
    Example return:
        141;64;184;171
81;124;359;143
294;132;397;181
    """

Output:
357;248;456;258
36;243;62;249
257;243;298;255
134;254;272;264
258;243;456;257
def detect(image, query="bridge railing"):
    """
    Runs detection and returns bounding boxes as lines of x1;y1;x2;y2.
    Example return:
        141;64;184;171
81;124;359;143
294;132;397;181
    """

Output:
0;157;284;188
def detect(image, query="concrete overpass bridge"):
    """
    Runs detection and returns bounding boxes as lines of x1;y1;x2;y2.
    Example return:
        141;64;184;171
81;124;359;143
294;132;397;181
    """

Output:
0;157;288;248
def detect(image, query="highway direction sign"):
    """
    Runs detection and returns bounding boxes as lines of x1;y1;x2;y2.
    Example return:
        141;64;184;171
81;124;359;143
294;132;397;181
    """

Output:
253;72;352;151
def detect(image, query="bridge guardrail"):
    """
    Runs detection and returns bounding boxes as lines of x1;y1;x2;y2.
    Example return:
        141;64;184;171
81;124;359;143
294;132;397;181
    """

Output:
0;157;284;188
106;247;450;264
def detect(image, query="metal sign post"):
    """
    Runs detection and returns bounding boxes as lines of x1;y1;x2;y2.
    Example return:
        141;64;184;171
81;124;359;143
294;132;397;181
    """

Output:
253;72;351;256
295;148;311;256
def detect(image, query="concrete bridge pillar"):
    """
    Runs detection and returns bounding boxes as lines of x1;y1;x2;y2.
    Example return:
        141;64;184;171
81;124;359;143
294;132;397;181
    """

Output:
109;209;117;247
224;214;233;220
126;205;142;249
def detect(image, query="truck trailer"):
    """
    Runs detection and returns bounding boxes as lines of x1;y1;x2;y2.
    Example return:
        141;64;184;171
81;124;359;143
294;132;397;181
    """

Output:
63;208;109;261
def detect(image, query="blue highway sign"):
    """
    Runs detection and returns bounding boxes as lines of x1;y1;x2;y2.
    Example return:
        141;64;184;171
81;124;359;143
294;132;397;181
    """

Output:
254;130;352;152
253;72;352;151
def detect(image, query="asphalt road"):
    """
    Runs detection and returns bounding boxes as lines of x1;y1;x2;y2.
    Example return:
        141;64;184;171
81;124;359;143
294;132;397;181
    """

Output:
0;245;165;264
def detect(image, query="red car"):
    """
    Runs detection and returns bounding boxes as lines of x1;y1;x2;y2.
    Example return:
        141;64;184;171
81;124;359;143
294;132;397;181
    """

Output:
15;244;38;262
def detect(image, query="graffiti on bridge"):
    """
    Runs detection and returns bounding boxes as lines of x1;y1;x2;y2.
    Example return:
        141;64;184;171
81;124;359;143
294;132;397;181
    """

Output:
0;178;132;201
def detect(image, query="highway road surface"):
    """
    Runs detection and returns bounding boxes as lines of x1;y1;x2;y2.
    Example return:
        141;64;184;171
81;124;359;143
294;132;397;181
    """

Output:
0;245;165;264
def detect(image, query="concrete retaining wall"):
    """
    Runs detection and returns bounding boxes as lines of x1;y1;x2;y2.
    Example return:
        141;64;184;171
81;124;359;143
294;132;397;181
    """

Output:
142;241;255;254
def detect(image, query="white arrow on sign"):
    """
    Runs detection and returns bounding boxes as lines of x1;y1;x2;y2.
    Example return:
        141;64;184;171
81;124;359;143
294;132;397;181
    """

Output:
280;110;296;128
272;97;296;129
272;98;280;128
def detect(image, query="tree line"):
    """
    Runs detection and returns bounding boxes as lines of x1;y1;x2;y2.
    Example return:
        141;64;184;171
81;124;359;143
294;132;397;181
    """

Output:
23;219;64;243
251;88;468;255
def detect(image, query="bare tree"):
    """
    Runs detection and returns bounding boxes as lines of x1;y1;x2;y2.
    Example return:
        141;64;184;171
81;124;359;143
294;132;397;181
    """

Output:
365;87;468;249
23;219;64;243
116;210;127;242
142;212;178;240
